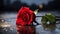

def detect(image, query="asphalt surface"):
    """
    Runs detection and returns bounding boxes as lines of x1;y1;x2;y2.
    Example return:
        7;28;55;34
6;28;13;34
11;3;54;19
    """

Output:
0;11;60;34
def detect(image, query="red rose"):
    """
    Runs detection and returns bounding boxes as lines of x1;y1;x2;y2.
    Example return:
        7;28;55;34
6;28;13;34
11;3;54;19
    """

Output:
16;7;36;26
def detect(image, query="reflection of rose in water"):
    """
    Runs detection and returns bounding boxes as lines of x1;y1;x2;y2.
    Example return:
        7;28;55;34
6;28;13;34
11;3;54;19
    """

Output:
16;26;35;34
42;24;56;31
16;7;36;34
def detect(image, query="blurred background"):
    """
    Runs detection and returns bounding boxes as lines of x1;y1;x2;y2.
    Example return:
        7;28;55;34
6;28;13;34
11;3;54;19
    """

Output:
0;0;60;11
0;0;60;34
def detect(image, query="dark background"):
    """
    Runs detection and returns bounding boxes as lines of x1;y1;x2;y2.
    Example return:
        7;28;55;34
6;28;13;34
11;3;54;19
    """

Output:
0;0;60;12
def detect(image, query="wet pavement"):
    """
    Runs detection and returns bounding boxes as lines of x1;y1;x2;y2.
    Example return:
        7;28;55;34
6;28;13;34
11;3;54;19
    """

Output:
0;11;60;34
